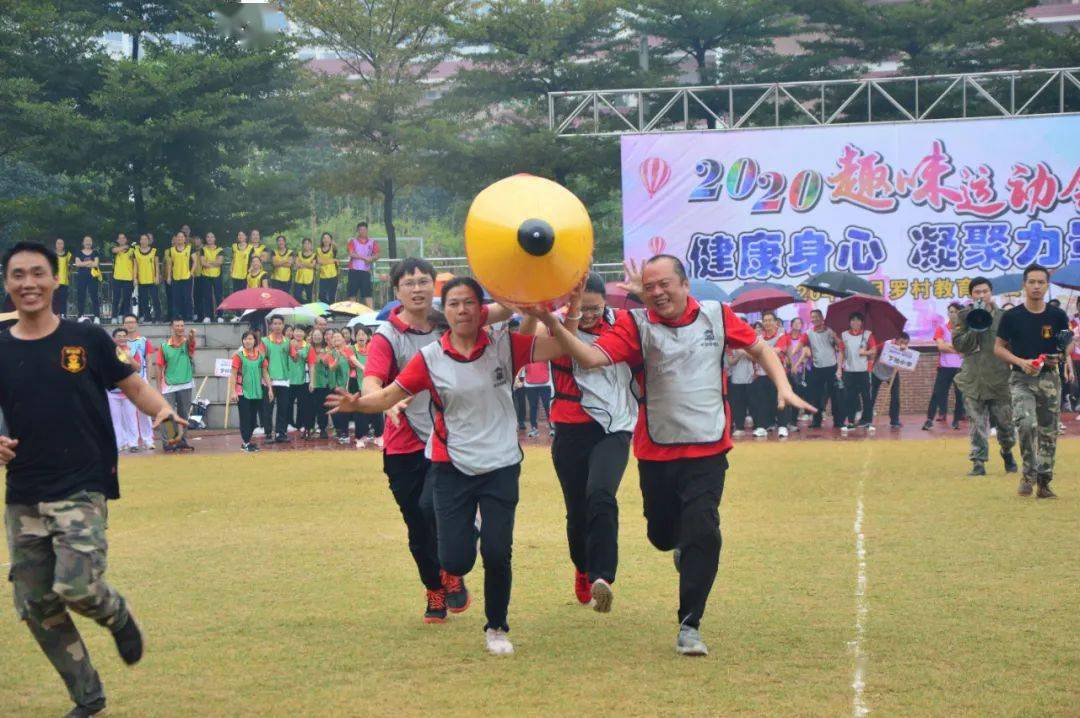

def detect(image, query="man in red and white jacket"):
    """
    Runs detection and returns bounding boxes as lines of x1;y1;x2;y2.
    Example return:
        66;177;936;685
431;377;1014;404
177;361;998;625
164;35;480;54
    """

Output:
528;255;814;657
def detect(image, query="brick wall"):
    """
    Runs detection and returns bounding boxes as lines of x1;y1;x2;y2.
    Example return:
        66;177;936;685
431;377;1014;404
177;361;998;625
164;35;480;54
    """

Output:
876;346;953;416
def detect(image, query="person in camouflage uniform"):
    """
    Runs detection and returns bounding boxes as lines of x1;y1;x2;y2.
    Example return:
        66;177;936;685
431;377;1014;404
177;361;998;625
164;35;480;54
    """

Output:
952;277;1017;476
994;264;1074;498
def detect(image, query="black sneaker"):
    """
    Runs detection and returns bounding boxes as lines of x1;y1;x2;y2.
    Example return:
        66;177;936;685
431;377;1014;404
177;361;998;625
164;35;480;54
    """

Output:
890;422;903;428
64;701;106;718
424;589;448;624
921;420;933;431
111;612;143;665
319;430;328;440
967;462;986;477
1002;451;1018;473
275;433;290;443
441;570;470;614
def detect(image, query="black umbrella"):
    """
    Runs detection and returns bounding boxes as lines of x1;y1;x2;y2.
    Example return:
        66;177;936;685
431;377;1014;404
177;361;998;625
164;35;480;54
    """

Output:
800;271;882;298
987;273;1024;295
729;281;799;300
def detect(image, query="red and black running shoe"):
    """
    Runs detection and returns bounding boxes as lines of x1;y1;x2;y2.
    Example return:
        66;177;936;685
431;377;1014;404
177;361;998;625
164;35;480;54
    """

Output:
574;569;592;605
424;589;447;624
441;570;471;614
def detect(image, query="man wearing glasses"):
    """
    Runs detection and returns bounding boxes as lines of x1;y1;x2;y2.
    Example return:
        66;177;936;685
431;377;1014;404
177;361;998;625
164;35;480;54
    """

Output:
361;259;513;623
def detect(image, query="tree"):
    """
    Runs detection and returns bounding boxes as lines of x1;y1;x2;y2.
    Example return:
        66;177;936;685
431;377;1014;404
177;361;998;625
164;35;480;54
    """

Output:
283;0;470;258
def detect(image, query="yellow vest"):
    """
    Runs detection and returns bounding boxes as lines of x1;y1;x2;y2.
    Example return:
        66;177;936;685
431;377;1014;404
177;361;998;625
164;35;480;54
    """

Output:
295;252;316;285
168;245;192;281
201;246;223;278
317;247;338;279
112;246;135;281
247;270;268;289
135;248;157;284
231;244;253;280
57;252;71;286
272;250;293;282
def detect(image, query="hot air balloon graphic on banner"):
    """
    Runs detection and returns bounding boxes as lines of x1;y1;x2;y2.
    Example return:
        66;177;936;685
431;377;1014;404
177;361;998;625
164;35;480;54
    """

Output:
649;236;666;255
639;157;671;199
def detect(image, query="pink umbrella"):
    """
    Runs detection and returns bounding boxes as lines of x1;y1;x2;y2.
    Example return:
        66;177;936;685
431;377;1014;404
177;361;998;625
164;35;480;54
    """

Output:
217;288;300;312
730;288;796;313
825;293;907;341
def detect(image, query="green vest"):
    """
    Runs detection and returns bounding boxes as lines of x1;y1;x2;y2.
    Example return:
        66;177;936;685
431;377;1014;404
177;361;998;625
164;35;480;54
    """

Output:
329;350;350;389
313;349;336;389
237;350;265;400
261;335;290;381
160;340;194;386
287;342;310;386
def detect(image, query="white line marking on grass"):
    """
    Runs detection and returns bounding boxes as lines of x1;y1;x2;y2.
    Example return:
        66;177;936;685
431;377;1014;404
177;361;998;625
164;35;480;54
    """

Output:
851;468;870;717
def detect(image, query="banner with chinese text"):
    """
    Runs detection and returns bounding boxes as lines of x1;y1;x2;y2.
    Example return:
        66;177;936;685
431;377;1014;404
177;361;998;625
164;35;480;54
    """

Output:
621;115;1080;341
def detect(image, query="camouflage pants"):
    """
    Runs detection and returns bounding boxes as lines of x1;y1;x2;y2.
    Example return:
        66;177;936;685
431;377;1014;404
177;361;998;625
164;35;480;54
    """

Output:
963;396;1016;463
1009;371;1061;483
5;491;128;710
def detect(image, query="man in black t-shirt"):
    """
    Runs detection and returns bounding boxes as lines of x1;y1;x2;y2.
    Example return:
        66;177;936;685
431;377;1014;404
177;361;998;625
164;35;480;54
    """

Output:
994;263;1073;498
0;242;184;718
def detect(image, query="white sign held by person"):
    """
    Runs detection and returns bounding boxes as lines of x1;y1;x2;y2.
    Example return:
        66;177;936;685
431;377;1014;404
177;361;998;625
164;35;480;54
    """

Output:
214;358;233;378
879;343;920;371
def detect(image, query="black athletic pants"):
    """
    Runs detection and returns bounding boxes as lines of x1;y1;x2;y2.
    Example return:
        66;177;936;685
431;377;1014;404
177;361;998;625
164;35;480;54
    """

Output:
238;397;267;444
926;366;965;422
265;386;289;437
843;371;872;425
53;285;69;316
808;366;841;427
137;284;159;321
170;279;193;321
75;275;100;318
728;383;751;430
294;283;313;304
750;375;781;429
203;276;223;320
638;454;726;630
869;373;901;425
513;387;527;429
311;388;331;433
112;279;133;320
551;423;630;584
288;385;312;431
318;280;336;305
433;461;520;632
385;451;442;591
525;386;551;428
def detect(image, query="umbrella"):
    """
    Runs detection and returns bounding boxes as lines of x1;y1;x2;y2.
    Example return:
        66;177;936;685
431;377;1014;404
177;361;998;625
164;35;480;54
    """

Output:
689;279;731;303
729;281;798;300
730;288;796;314
302;302;330;316
329;301;373;316
825;294;907;342
604;281;643;310
218;288;299;312
268;307;318;325
348;316;387;331
988;273;1025;295
376;299;401;320
800;271;882;298
1050;264;1080;291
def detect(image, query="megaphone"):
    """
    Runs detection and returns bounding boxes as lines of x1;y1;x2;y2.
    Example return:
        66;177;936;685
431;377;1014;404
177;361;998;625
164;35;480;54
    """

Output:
464;174;593;305
964;301;993;332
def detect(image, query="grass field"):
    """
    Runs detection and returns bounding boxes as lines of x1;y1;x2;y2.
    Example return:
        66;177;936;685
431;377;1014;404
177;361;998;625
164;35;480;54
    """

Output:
1;439;1078;717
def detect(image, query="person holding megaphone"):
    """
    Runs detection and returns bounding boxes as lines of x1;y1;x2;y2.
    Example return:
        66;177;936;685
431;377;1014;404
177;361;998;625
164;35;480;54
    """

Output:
952;276;1018;477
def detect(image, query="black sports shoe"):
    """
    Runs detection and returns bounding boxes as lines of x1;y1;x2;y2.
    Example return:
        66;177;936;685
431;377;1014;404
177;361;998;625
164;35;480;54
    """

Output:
921;420;933;431
64;701;106;718
441;570;470;614
967;462;986;477
111;612;143;665
275;433;290;444
1002;451;1018;473
424;589;448;624
319;430;329;440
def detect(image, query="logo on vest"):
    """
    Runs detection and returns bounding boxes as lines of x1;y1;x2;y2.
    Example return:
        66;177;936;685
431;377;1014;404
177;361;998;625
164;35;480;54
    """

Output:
493;366;507;387
700;328;719;348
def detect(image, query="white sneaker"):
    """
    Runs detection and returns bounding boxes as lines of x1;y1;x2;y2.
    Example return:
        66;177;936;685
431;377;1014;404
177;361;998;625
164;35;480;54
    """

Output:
591;578;613;613
485;628;514;656
752;427;767;438
1075;415;1080;422
355;438;367;449
777;426;789;438
288;425;297;433
202;317;210;324
230;317;240;323
841;426;850;434
217;318;225;324
867;425;876;433
374;436;384;448
990;427;998;437
252;427;265;436
732;429;745;437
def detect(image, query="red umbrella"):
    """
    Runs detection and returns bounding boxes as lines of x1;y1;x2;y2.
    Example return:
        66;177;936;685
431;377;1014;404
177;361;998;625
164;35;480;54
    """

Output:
604;281;643;310
730;288;795;313
217;288;300;312
825;293;907;341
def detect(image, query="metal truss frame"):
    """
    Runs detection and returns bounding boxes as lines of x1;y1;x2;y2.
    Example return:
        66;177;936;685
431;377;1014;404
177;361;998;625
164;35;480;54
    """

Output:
548;67;1080;137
